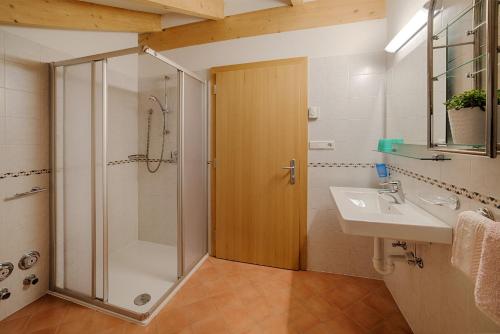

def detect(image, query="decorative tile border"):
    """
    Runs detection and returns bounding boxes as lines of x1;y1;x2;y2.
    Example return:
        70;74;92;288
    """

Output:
107;158;173;166
3;162;499;209
308;162;375;168
107;159;134;166
388;165;500;209
0;169;51;180
0;157;173;178
307;161;500;209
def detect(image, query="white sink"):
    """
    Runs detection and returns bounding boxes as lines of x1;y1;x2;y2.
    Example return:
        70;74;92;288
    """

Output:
329;186;452;244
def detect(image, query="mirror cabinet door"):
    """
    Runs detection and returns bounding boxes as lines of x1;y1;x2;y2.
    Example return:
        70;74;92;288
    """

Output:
431;0;489;153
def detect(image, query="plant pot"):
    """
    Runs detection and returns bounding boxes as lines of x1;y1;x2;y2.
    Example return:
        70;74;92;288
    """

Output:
447;106;485;145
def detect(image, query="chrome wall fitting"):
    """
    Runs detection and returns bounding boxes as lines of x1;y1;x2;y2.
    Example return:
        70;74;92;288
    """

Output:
23;274;39;286
392;241;408;250
477;207;495;220
0;288;11;300
407;252;424;269
18;251;40;270
0;263;14;281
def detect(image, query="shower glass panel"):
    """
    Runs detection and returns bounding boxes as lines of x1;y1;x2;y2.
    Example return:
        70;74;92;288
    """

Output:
106;53;179;312
181;73;208;273
54;61;105;298
50;47;207;321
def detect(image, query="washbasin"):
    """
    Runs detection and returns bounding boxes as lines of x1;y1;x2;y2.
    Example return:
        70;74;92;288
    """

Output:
329;187;452;244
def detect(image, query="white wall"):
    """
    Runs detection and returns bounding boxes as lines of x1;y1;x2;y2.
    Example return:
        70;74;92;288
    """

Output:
384;1;500;333
308;53;385;278
160;19;388;278
0;30;52;320
0;26;137;60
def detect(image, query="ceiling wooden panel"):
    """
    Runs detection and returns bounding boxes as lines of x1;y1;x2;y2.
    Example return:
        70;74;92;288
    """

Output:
0;0;161;32
140;0;386;51
83;0;224;19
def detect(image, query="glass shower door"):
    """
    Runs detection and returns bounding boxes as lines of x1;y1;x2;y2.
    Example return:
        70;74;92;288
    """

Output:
51;46;208;320
53;61;105;300
105;53;180;313
181;73;208;274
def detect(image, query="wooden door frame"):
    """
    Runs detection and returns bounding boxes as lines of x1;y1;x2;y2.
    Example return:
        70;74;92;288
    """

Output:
209;57;308;270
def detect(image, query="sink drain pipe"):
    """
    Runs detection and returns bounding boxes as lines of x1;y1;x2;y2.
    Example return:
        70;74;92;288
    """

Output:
372;237;406;275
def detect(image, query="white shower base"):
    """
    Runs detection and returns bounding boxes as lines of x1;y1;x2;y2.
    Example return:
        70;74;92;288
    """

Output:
108;240;178;313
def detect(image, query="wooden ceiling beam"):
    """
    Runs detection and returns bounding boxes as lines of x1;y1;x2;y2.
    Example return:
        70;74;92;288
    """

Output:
139;0;386;51
124;0;224;19
0;0;162;32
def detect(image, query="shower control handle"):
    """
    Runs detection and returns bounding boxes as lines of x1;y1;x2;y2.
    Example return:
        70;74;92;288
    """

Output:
23;274;39;286
0;288;11;300
282;159;296;185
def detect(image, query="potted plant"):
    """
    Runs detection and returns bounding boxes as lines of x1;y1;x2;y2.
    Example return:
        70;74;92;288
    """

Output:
444;89;486;145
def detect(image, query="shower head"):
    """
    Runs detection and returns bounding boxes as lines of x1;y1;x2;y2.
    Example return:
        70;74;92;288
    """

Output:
148;95;167;113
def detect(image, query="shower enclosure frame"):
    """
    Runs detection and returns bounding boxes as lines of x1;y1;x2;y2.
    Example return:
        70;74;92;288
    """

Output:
48;46;208;321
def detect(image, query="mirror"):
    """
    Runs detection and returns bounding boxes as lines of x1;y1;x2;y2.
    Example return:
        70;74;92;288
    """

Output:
428;0;498;157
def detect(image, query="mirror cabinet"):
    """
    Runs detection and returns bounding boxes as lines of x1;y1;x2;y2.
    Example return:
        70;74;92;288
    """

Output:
428;0;499;157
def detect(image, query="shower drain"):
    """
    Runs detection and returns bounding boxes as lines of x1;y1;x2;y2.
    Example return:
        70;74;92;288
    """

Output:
134;293;151;306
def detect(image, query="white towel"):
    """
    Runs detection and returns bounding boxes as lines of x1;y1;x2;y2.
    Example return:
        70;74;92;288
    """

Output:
451;211;489;280
475;220;500;326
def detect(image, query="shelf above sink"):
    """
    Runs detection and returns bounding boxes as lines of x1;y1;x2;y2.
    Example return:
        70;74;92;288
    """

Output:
329;186;453;244
375;143;451;161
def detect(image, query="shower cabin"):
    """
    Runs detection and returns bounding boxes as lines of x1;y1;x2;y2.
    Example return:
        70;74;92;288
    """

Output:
49;46;208;321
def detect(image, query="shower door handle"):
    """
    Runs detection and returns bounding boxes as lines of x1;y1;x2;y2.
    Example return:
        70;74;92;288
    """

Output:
281;159;296;185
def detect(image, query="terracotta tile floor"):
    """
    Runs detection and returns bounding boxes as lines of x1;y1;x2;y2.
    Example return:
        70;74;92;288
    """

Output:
0;257;413;334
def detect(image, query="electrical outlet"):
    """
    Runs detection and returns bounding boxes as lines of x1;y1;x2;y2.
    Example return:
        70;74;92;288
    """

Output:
309;140;335;150
308;106;320;119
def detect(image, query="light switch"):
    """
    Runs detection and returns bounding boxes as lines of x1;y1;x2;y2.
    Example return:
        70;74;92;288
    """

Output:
309;141;335;150
308;106;320;119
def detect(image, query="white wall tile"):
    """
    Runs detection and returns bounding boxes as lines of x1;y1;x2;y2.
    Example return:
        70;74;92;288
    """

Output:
5;61;42;93
349;53;386;75
5;89;41;119
349;74;385;99
0;87;4;117
0;175;49;321
308;52;385;278
4;117;46;146
0;31;5;89
0;58;4;89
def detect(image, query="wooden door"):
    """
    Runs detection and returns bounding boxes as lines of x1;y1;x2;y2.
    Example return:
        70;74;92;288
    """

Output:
211;58;308;270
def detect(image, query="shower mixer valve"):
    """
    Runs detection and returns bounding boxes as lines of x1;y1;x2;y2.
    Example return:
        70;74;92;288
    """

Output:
0;288;11;300
18;251;40;270
0;263;14;281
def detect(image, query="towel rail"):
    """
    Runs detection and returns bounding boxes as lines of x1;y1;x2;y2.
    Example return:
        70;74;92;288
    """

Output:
4;186;47;201
477;208;495;220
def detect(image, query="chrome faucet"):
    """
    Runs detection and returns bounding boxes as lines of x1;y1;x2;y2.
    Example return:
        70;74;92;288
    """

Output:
378;180;405;204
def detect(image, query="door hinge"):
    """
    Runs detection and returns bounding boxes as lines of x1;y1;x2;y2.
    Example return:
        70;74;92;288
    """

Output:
208;159;217;168
213;85;217;95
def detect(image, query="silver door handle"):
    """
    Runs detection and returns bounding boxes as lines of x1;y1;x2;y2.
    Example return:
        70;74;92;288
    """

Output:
282;159;296;185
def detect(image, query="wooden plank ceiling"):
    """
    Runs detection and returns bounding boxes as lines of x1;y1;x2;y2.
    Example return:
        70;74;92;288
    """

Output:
0;0;386;49
85;0;224;19
140;0;386;51
0;0;223;32
0;0;162;32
